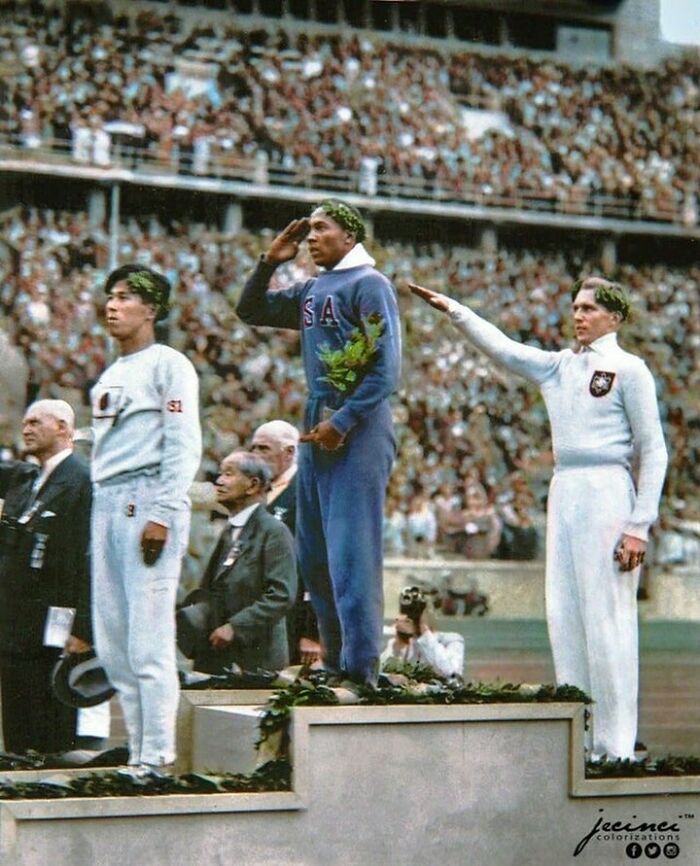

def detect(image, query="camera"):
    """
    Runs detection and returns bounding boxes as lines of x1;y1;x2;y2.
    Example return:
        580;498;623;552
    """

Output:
399;585;427;628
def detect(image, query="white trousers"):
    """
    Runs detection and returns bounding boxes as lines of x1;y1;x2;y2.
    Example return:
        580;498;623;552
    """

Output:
92;474;190;766
546;465;640;760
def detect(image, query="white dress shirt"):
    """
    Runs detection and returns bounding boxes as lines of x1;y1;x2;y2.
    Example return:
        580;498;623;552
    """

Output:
228;502;261;539
267;464;297;505
31;447;72;498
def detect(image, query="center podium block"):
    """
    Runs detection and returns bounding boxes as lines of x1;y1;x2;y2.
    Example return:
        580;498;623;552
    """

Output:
192;704;265;775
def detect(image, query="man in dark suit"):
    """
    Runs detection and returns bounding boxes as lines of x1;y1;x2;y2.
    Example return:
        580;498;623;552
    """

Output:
0;400;93;754
180;450;297;674
250;420;321;667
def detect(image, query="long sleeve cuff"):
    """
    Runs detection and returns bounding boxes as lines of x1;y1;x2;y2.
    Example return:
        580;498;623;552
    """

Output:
147;506;172;529
257;255;279;275
623;522;650;542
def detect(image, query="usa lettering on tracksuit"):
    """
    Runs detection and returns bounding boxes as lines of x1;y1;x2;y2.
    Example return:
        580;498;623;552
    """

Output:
237;244;401;683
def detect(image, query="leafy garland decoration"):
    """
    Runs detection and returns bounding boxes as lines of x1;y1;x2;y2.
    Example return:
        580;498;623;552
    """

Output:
586;754;700;779
254;675;592;758
256;681;341;756
593;282;631;321
317;313;385;393
3;678;700;797
0;760;291;800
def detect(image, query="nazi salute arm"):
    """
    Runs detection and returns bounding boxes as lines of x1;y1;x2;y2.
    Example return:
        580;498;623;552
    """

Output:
236;219;311;330
409;283;558;386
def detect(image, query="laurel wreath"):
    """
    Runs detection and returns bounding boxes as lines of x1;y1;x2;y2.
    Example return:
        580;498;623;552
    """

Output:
314;199;366;242
125;270;171;316
317;312;385;393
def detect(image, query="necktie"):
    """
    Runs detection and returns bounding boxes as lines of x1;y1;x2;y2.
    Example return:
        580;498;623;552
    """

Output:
28;473;44;503
220;525;242;569
17;473;43;522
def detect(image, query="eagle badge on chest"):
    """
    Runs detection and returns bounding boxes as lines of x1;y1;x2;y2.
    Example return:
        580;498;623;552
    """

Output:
589;370;615;397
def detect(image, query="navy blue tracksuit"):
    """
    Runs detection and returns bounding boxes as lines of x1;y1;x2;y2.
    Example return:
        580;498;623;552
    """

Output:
237;257;401;683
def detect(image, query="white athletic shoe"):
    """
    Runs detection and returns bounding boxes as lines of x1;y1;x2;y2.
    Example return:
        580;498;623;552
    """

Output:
116;763;175;781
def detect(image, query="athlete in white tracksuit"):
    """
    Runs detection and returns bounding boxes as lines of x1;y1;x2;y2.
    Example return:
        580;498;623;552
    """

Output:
91;266;201;771
411;277;667;761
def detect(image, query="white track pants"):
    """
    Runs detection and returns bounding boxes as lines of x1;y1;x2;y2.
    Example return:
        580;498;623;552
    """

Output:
546;465;640;761
92;474;190;766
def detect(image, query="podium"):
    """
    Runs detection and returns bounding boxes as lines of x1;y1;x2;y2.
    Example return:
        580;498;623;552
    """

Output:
2;692;700;865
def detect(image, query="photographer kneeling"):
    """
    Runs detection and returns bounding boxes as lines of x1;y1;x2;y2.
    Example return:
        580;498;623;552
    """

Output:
381;586;465;680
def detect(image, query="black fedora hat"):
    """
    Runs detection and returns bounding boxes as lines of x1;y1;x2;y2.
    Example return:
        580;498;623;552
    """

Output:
52;650;116;708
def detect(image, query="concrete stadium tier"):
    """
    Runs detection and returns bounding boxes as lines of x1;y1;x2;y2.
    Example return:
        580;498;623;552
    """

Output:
2;697;700;865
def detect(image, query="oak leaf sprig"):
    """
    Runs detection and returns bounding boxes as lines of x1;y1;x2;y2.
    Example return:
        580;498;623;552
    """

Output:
317;312;385;393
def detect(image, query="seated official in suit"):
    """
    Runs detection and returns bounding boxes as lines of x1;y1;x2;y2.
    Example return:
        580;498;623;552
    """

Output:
178;450;297;674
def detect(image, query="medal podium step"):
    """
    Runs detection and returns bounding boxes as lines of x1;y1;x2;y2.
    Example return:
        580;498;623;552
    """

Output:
191;703;264;775
3;698;700;865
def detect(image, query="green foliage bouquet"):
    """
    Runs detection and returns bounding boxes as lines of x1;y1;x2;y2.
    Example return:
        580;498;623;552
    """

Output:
317;312;385;393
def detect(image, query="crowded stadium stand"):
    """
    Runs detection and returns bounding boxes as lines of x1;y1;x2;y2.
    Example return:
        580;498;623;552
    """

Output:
0;1;698;222
0;0;698;569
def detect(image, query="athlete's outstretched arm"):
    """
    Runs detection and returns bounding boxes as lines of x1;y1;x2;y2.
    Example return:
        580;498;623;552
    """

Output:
409;282;557;386
409;283;451;313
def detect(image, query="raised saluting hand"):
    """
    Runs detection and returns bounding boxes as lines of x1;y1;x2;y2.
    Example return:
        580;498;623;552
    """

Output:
263;218;311;266
408;282;452;313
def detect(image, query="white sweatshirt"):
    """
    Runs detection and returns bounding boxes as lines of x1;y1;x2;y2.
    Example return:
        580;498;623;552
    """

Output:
446;300;668;541
91;343;202;527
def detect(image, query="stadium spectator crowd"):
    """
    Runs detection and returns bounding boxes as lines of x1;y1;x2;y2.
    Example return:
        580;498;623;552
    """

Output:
0;206;697;569
0;5;698;221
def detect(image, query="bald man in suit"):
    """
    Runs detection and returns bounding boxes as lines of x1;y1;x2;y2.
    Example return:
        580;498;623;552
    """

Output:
0;400;93;754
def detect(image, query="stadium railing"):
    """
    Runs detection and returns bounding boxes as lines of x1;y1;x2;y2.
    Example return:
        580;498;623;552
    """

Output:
0;133;686;226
